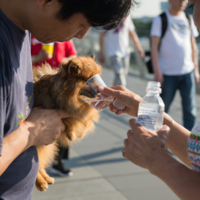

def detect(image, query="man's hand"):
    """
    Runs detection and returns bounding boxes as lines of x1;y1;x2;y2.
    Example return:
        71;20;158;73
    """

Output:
99;51;105;63
195;70;200;84
32;49;48;64
98;86;142;117
154;71;164;85
23;107;70;146
37;49;49;62
122;119;170;171
138;48;145;58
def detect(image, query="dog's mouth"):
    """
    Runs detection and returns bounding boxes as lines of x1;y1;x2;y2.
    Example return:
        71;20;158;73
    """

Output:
78;87;98;101
78;74;103;104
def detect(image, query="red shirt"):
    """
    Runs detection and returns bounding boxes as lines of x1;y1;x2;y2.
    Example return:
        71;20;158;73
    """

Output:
31;35;77;68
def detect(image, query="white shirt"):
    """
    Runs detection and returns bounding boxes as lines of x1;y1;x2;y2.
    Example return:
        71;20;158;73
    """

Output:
151;10;199;75
101;16;135;58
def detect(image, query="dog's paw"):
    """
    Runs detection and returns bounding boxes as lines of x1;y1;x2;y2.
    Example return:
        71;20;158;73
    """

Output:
67;132;77;141
35;181;49;192
46;177;54;185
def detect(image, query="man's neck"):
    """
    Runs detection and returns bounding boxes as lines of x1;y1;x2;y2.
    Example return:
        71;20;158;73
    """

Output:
168;8;183;16
0;0;26;31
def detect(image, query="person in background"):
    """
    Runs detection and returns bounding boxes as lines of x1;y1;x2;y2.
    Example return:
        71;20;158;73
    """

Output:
31;35;77;177
151;0;199;131
99;15;145;87
31;35;77;69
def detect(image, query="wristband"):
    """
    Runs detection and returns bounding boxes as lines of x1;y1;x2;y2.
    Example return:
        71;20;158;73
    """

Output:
188;132;200;172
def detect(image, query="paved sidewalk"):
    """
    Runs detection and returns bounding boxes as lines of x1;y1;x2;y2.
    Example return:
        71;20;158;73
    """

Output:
32;67;200;200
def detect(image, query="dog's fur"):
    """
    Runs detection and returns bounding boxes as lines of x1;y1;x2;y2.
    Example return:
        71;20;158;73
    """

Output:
33;56;101;191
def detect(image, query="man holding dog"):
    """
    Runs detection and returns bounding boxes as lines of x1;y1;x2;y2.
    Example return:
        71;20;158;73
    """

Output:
0;0;133;199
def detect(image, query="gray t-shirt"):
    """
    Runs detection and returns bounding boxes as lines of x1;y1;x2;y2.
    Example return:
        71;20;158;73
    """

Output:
0;9;39;200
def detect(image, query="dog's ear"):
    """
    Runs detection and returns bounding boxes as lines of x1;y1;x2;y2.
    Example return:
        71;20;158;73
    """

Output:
66;60;80;76
90;54;95;60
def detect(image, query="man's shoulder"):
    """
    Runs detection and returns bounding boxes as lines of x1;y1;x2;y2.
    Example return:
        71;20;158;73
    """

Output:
0;37;8;59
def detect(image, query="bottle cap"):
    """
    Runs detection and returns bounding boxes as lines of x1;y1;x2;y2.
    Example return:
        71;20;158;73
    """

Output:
146;81;161;94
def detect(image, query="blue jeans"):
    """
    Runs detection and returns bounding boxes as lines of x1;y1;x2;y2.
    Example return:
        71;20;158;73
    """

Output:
161;71;197;131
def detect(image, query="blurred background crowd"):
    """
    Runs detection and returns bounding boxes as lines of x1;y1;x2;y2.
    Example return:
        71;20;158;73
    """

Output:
73;0;199;86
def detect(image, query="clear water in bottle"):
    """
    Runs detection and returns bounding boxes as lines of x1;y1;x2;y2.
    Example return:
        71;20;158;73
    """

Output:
137;81;165;131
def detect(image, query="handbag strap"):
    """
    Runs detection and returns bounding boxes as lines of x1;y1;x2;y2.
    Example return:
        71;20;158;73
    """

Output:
158;12;168;50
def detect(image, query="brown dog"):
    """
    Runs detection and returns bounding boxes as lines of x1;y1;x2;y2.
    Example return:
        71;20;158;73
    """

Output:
33;55;101;191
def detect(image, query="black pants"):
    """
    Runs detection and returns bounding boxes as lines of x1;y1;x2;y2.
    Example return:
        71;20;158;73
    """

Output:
55;146;69;162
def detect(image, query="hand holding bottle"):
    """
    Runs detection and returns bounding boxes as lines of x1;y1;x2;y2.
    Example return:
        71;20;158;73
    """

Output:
137;81;165;131
122;118;170;170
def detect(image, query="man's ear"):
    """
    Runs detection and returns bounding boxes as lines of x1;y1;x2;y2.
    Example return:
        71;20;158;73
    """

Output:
36;0;52;9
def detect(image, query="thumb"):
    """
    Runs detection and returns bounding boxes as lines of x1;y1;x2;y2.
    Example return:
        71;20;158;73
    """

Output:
157;125;170;148
98;86;121;99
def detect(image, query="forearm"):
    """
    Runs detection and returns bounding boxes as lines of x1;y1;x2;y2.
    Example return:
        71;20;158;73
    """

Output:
129;31;143;53
164;113;191;167
191;39;199;73
0;123;33;175
150;149;200;200
151;45;160;73
99;33;104;53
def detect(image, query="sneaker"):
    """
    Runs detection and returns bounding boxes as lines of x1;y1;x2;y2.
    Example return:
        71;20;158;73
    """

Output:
49;161;73;177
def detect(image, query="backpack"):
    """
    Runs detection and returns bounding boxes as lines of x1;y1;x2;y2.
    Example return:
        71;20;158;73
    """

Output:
145;12;191;74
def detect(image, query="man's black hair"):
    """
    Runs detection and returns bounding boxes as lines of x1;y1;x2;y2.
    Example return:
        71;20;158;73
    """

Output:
57;0;137;30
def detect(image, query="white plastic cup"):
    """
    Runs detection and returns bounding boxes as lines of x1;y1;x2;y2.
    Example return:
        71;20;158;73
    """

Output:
79;74;125;111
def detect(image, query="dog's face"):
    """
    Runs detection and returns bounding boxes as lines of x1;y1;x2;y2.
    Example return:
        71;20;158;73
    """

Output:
58;55;102;101
33;55;102;110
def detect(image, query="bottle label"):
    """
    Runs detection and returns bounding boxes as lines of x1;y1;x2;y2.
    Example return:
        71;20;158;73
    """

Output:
137;103;159;131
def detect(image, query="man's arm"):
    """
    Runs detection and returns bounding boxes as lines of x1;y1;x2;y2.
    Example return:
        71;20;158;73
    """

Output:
0;108;69;176
191;37;199;84
99;32;105;63
129;30;144;58
0;123;34;175
151;36;163;84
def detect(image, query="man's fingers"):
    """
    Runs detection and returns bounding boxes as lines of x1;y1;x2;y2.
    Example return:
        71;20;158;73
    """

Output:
122;148;126;157
60;121;66;132
56;109;71;119
109;103;118;112
98;86;125;100
129;118;142;130
157;125;170;148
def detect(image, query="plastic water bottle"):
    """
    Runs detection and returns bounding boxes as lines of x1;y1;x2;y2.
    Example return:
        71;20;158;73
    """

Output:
137;81;165;131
